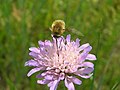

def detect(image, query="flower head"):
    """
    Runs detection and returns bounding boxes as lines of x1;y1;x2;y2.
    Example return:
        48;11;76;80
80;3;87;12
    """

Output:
25;35;96;90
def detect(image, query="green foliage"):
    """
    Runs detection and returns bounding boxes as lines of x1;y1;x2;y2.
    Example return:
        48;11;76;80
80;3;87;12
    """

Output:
0;0;120;90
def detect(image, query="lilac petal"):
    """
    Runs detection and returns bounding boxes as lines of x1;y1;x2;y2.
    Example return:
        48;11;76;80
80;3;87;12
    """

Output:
44;70;54;75
66;34;71;44
37;79;51;84
29;52;38;58
74;68;93;78
45;40;51;45
84;45;92;52
46;67;54;70
29;47;39;53
36;71;48;78
65;78;75;90
57;37;64;48
79;73;93;78
45;75;53;80
48;80;60;90
25;60;39;67
81;68;94;74
86;54;96;60
27;68;41;77
48;81;53;87
82;62;94;68
79;52;88;61
52;38;57;49
59;73;65;80
75;67;93;76
71;77;82;85
78;53;88;62
44;40;52;48
75;38;80;47
36;74;44;78
79;43;90;51
79;46;92;62
38;41;44;47
39;47;47;55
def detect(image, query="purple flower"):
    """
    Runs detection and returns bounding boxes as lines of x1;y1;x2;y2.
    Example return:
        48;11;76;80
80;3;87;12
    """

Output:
25;35;96;90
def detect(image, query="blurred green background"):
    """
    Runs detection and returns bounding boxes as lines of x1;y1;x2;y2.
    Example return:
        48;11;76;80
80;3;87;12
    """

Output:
0;0;120;90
